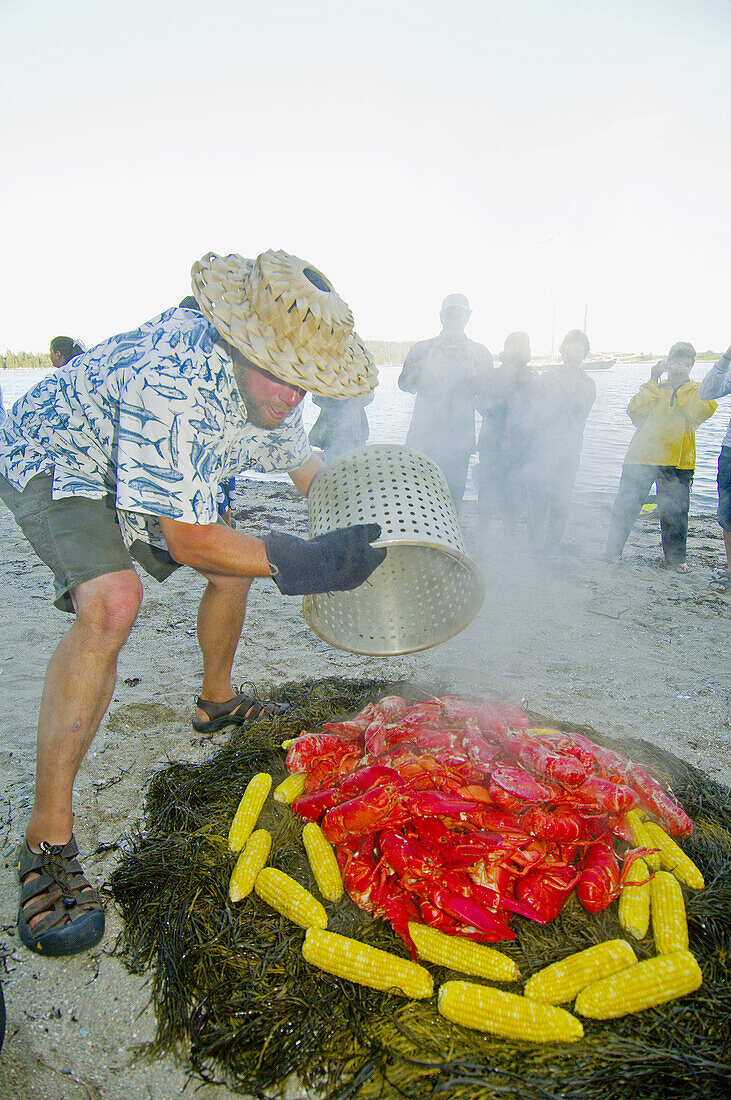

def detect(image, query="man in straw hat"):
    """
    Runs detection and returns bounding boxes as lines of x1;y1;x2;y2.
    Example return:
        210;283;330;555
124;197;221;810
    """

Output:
0;249;384;958
399;293;493;508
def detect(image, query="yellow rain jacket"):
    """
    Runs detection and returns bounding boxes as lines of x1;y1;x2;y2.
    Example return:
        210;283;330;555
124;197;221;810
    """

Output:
624;381;717;470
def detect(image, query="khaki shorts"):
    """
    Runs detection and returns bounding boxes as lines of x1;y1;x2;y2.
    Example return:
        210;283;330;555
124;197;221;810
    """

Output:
0;471;180;613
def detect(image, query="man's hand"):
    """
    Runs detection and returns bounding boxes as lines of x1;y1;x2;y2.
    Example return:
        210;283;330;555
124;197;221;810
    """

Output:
265;524;387;595
650;360;667;382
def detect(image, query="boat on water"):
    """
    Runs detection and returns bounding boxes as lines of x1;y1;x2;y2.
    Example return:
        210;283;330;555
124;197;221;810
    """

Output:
584;358;616;371
530;356;616;373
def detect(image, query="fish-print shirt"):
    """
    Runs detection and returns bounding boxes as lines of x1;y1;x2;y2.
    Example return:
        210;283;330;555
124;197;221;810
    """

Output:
0;308;311;551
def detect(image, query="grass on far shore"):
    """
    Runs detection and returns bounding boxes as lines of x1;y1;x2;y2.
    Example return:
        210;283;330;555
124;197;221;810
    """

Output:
0;346;725;371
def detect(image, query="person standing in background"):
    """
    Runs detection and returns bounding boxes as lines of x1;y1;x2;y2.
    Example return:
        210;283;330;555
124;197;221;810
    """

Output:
477;331;537;537
398;294;493;508
527;330;596;555
604;342;717;572
50;336;86;368
698;344;731;592
308;392;373;464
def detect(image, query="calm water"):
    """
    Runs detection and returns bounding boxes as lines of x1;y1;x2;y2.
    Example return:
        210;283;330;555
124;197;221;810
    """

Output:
2;362;727;513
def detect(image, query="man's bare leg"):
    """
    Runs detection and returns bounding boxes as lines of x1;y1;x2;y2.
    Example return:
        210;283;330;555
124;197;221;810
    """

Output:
195;573;252;723
710;530;731;591
25;569;144;851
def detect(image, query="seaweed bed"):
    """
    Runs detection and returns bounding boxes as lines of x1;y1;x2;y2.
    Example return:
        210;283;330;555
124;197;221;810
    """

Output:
109;676;731;1100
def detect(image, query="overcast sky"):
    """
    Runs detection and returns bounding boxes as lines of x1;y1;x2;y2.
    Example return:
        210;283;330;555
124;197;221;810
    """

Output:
2;0;729;355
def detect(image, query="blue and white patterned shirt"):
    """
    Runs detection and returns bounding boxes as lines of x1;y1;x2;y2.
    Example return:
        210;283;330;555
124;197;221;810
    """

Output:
0;308;311;550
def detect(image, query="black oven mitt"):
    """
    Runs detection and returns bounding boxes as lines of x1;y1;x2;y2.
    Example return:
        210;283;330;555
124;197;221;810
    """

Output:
265;524;386;596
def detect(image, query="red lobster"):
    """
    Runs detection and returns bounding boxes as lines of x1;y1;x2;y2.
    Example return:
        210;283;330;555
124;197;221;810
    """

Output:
576;836;649;913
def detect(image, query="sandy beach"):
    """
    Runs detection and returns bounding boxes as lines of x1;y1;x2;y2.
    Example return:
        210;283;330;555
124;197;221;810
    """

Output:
0;483;729;1099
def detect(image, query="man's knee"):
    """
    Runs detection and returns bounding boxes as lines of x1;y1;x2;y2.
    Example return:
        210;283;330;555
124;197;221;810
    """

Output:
202;573;253;599
72;570;144;640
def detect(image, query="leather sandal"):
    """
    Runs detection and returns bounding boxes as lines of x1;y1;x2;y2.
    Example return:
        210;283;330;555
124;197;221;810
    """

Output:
710;567;729;594
192;686;289;733
17;835;105;956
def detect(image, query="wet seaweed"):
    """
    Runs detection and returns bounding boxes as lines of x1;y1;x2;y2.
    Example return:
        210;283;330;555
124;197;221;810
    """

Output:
109;676;731;1099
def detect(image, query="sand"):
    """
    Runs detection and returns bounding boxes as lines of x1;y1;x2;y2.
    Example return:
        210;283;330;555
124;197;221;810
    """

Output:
0;482;729;1099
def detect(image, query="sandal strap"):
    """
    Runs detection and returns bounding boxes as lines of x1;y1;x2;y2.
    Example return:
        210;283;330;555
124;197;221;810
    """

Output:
234;682;289;717
195;689;287;722
17;836;102;935
18;834;80;876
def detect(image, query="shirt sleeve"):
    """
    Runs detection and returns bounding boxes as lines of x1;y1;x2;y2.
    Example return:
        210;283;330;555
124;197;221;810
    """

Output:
241;402;312;474
398;341;431;392
578;375;596;420
698;355;731;400
627;381;661;426
672;383;717;427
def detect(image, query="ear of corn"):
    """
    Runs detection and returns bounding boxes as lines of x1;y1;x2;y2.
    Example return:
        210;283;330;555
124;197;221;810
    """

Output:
273;772;306;804
303;928;433;999
228;829;272;903
302;822;343;902
255;867;327;929
407;922;520;982
618;858;651;940
643;820;704;889
574;949;702;1019
625;809;661;871
228;772;272;852
524;939;637;1003
650;870;688;953
438;980;583;1042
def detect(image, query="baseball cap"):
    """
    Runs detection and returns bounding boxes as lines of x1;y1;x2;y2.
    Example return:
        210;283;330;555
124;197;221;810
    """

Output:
440;293;471;314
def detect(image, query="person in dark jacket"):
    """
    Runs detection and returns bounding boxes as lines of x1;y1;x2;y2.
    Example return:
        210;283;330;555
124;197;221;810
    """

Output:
477;331;537;536
526;330;596;554
698;345;731;591
398;294;493;508
49;335;85;368
308;393;373;464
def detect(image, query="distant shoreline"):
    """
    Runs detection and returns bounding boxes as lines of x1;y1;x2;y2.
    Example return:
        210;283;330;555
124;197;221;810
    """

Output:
1;348;725;370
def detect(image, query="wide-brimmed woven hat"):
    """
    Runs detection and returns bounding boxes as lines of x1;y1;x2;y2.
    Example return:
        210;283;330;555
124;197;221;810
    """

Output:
190;250;377;398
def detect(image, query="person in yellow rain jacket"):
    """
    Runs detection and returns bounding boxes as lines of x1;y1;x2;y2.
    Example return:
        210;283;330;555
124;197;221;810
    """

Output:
604;342;717;572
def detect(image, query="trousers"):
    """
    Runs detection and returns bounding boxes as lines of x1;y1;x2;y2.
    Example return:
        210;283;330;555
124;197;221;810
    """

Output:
606;464;693;565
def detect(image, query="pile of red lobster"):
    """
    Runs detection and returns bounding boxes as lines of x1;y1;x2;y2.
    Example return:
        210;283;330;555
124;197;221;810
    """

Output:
285;695;692;952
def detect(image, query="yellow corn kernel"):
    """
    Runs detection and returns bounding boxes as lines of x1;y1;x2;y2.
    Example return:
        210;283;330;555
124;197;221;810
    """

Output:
227;772;272;852
255;867;327;930
228;829;271;903
273;772;306;804
618;858;651;941
651;871;688;953
643;821;704;890
574;950;702;1018
524;939;637;1004
303;929;433;999
625;809;661;871
302;822;343;902
407;922;520;982
438;980;583;1042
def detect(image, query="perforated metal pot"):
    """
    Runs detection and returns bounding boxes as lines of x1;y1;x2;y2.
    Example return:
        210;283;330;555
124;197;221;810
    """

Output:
303;445;485;655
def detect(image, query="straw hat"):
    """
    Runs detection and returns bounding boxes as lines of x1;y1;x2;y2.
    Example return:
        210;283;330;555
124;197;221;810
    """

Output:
190;250;377;398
